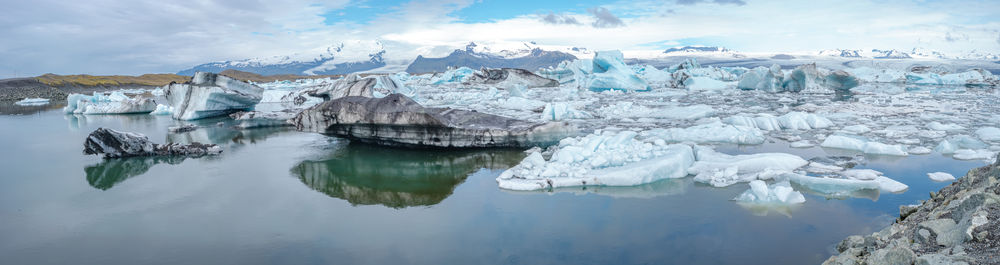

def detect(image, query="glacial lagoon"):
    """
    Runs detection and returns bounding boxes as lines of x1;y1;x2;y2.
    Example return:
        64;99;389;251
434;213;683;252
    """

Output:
0;103;988;265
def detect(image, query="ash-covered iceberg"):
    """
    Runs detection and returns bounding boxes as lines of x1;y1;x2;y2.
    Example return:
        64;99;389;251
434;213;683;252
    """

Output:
83;128;221;158
229;111;296;129
466;68;559;88
164;72;263;120
304;73;377;100
64;92;157;115
292;94;572;148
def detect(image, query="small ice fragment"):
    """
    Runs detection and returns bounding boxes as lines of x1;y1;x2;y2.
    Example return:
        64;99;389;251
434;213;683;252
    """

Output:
927;172;956;182
733;180;806;204
15;98;50;106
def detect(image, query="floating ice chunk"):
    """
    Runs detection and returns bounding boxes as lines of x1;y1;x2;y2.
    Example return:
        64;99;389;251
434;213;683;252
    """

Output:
14;98;49;106
596;102;715;120
688;148;808;187
840;125;871;134
723;114;782;131
777;112;833;130
952;149;997;161
635;65;673;84
821;135;908;156
733;180;805;205
976;127;1000;141
935;135;987;154
430;67;475;84
150;104;174;115
496;131;695;190
787;173;880;195
927;122;966;131
64;92;157;114
908;146;932;155
873;177;909;193
737;65;784;92
541;102;591;120
230;110;295;129
586;51;650;92
686;76;736;91
643;121;765;145
927;172;956;182
841;169;881;180
789;140;814;148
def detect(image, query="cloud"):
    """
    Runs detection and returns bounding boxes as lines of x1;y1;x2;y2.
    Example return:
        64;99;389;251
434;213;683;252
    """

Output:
677;0;747;6
540;12;581;25
997;32;1000;45
587;7;625;28
944;31;969;42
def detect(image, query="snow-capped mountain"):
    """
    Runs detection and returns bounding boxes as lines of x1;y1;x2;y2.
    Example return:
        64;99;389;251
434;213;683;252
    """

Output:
959;49;1000;61
909;48;948;59
817;49;863;58
404;42;580;73
178;40;387;76
660;46;744;58
870;49;911;59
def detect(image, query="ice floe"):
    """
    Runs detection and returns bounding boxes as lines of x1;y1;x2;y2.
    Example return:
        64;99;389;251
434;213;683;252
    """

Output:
927;172;956;182
15;98;50;106
733;180;806;205
63;92;157;114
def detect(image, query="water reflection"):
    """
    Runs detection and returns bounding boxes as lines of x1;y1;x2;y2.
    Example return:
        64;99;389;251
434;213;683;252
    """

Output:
290;143;525;208
65;113;157;130
166;120;288;148
506;178;689;198
84;156;187;190
0;101;65;115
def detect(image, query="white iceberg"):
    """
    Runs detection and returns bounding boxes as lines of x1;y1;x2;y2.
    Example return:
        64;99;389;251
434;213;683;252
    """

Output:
723;112;831;131
165;72;264;120
63;92;157;114
586;50;650;92
927;172;956;182
496;130;695;190
14;98;50;106
736;65;784;92
733;180;806;205
935;135;988;154
821;135;908;156
541;102;590;121
149;104;174;115
688;147;808;187
975;127;1000;142
642;121;765;145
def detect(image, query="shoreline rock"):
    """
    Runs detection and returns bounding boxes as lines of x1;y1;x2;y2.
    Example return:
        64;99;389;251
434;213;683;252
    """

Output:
824;157;1000;265
84;128;222;158
292;93;572;148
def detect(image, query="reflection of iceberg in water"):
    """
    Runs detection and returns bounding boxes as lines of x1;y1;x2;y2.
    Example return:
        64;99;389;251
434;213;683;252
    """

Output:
736;202;803;217
505;178;689;199
84;156;185;190
792;182;881;202
166;118;288;148
290;143;525;208
66;113;157;130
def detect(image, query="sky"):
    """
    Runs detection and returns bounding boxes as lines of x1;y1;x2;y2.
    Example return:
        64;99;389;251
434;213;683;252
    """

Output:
1;0;999;77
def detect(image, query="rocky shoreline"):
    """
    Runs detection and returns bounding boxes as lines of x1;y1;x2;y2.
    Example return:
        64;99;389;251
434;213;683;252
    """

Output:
0;77;159;101
824;157;999;265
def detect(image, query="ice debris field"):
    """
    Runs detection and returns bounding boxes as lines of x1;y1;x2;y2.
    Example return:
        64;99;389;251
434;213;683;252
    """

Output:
61;50;1000;209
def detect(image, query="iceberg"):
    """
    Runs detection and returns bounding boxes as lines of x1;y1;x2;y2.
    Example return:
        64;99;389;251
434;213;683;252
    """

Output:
14;98;50;106
737;65;784;92
466;68;558;88
541;102;590;121
777;112;833;130
430;67;475;85
787;172;907;194
303;73;378;100
975;127;1000;141
733;180;806;205
150;104;174;115
84;128;222;158
934;135;988;154
165;72;263;120
587;51;650;92
642;121;765;145
496;130;695;190
63;92;157;115
689;147;808;187
927;172;956;182
821;135;908;156
292;94;572;148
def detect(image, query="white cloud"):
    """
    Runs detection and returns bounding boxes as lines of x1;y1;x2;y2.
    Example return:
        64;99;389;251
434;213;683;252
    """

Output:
1;0;999;76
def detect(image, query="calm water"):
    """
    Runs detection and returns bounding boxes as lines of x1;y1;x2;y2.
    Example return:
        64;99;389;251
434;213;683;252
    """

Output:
0;106;988;265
